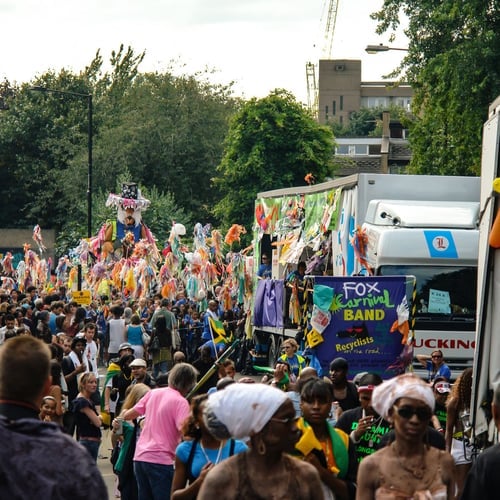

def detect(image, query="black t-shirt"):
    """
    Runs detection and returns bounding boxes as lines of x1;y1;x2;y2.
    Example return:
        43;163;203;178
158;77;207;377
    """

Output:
336;406;391;467
434;402;447;429
72;397;101;439
462;443;500;500
112;372;133;406
335;382;360;412
192;358;218;394
61;356;79;409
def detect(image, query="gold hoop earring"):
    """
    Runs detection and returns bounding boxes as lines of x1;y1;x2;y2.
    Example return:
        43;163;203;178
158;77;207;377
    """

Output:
257;437;266;455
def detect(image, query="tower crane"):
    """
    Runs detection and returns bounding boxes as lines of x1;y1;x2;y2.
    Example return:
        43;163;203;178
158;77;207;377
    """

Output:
306;0;339;119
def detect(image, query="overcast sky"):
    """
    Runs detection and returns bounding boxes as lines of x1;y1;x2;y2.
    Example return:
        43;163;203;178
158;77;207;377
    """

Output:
0;0;407;103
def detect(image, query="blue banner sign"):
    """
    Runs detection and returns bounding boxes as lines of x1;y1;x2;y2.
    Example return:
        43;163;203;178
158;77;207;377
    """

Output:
313;276;412;379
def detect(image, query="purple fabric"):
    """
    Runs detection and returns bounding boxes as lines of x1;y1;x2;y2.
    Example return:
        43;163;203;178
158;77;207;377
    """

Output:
253;280;284;328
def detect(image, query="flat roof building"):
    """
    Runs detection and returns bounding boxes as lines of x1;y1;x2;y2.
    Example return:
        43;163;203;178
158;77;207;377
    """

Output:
318;59;413;126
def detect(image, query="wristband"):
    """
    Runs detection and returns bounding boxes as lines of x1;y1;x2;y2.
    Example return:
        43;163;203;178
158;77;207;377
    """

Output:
350;430;360;444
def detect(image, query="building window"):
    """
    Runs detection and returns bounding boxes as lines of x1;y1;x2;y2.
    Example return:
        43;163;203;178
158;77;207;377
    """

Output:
336;144;371;156
340;95;344;111
339;115;343;125
394;97;412;110
361;97;390;108
332;101;336;116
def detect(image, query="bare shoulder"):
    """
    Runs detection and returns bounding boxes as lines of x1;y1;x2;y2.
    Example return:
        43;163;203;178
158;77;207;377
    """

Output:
287;456;323;498
198;455;239;500
290;455;319;479
357;448;385;499
446;396;458;411
432;447;455;480
360;447;386;472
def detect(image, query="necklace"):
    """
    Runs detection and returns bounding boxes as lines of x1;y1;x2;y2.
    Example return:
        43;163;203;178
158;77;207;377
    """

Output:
199;440;224;465
367;415;384;447
391;442;427;480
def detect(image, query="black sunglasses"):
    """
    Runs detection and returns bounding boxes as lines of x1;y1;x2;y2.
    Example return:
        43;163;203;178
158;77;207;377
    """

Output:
393;405;432;421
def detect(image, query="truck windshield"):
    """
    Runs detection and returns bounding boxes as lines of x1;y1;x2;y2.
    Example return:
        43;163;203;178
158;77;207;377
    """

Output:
378;265;476;329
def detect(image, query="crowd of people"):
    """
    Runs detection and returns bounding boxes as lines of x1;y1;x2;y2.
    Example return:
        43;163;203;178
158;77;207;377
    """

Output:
0;282;497;500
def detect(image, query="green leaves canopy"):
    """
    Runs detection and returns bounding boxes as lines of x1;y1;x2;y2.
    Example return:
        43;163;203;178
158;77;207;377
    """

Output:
372;0;500;175
213;89;335;232
0;47;237;254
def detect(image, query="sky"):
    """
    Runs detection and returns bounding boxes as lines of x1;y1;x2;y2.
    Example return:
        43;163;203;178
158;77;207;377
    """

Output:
0;0;407;104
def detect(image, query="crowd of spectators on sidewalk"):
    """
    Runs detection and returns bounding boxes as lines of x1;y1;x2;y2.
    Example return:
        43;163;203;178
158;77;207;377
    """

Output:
0;281;497;500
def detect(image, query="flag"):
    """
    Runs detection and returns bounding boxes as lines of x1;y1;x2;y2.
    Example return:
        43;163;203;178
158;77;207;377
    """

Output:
209;316;232;345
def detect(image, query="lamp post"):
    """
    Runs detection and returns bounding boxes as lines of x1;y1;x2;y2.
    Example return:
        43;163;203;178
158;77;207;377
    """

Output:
365;44;408;54
30;86;93;238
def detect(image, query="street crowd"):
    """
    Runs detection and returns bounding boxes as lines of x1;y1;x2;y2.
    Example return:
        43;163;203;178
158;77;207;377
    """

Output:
0;283;497;500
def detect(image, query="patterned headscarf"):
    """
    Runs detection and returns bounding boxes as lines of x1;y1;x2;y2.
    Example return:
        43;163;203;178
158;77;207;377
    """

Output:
372;373;435;420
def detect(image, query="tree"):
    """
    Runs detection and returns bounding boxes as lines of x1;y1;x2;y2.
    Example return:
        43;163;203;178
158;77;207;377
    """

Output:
0;47;238;256
331;105;413;138
92;69;237;225
213;90;335;234
371;1;500;175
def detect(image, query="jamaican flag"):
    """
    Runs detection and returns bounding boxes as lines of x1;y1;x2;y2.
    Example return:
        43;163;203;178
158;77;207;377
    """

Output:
209;316;233;345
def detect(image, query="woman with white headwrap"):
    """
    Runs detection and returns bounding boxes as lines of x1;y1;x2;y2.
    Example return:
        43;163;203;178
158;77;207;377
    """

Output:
356;374;455;500
198;383;323;500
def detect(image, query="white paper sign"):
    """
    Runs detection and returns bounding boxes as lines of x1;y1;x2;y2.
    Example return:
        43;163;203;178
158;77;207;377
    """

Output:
428;288;451;314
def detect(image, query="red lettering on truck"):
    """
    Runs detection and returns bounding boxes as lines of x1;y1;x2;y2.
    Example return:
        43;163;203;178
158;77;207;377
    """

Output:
413;339;475;349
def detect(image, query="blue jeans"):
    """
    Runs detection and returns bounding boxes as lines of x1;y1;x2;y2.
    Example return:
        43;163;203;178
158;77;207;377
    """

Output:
153;361;168;380
134;461;174;500
79;439;100;462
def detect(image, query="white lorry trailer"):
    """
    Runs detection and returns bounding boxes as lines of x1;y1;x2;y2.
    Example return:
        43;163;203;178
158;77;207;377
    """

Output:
471;95;500;445
252;173;479;379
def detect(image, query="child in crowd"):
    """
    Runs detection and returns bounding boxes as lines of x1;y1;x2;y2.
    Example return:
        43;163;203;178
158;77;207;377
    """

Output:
39;396;58;422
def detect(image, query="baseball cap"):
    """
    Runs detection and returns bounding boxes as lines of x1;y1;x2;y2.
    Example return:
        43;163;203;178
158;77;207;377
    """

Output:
434;381;451;394
118;342;134;353
129;358;147;368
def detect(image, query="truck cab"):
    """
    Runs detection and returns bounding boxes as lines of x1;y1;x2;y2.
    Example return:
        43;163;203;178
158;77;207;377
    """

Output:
363;199;479;379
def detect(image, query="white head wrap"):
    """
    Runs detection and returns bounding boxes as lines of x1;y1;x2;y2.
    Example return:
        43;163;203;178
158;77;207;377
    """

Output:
203;383;288;440
372;373;435;420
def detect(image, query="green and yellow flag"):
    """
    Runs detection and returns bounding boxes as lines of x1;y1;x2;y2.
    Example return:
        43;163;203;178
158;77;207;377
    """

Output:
209;317;233;345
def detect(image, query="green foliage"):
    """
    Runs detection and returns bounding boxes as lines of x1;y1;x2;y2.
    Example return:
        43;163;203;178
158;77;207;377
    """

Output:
92;69;237;224
331;105;413;138
371;0;500;175
213;90;335;233
0;47;237;256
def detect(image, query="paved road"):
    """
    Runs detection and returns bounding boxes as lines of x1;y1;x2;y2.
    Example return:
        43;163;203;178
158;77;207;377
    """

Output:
97;430;118;498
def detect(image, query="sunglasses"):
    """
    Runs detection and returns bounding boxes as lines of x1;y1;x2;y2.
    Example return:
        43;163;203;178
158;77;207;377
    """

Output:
393;405;432;421
431;355;442;359
270;416;299;425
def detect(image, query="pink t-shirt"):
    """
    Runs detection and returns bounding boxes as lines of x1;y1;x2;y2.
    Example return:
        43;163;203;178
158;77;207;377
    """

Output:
133;387;190;465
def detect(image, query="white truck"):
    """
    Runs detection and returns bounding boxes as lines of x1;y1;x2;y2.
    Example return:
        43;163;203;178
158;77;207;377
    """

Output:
471;95;500;444
252;173;479;379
